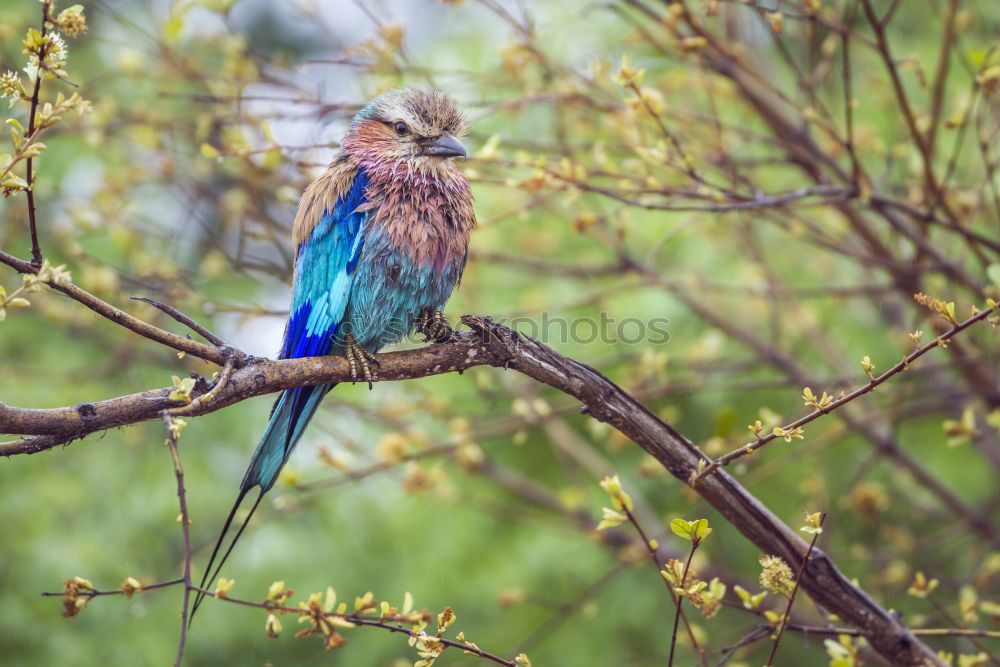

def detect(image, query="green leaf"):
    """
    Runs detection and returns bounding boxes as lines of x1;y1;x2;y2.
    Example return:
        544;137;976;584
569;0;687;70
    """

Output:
669;518;692;541
670;517;712;542
597;507;627;531
690;518;712;541
23;142;46;158
168;375;196;403
1;174;28;190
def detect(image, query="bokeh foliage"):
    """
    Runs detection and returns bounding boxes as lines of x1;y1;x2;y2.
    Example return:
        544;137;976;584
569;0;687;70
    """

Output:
2;0;1000;665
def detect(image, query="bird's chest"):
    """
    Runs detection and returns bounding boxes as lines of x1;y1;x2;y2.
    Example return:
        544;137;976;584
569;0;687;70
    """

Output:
346;215;466;349
370;234;459;301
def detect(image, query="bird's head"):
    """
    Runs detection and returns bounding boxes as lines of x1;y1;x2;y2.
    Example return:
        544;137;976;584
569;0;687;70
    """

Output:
343;86;468;172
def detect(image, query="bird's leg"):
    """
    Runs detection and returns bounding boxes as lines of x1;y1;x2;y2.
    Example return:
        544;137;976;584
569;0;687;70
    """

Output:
416;308;453;342
343;332;379;389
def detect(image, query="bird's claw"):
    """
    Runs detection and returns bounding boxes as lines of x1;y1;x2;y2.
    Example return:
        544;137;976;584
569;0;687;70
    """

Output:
343;333;379;389
417;308;454;343
220;345;260;368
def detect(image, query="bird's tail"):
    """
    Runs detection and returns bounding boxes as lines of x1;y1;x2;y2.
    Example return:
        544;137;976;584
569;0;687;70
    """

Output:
189;384;332;624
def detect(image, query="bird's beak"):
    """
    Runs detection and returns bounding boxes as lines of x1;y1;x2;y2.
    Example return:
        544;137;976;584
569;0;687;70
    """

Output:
419;132;467;159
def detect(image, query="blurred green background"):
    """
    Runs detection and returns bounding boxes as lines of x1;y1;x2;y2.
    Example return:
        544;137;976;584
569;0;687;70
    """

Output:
1;0;999;665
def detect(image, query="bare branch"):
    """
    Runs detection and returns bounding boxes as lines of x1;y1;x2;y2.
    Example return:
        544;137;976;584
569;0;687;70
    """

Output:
699;304;998;478
42;578;518;666
765;513;826;666
131;296;230;348
623;508;707;666
0;251;228;364
24;0;49;267
161;413;193;667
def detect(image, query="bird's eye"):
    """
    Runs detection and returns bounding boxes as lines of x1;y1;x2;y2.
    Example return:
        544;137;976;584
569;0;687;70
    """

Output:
393;122;409;136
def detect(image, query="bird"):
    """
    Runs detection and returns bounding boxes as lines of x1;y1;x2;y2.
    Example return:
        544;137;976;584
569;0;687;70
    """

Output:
190;86;476;621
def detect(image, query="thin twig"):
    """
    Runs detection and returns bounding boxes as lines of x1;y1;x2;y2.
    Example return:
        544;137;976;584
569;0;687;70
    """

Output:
697;304;998;480
925;595;1000;667
41;575;517;666
623;81;740;199
926;0;960;156
765;513;826;666
841;0;860;185
0;250;228;364
41;577;185;598
713;625;771;667
161;412;192;667
737;611;1000;640
667;539;700;667
624;508;708;667
514;564;626;654
859;0;969;243
25;1;49;267
131;296;230;348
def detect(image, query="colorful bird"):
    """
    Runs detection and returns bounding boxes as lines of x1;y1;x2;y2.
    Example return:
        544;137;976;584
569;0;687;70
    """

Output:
191;87;475;620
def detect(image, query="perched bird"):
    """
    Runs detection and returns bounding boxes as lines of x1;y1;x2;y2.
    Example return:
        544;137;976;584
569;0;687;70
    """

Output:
191;86;475;619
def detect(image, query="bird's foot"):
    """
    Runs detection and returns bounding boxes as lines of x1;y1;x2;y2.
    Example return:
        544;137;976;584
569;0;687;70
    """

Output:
416;308;454;343
343;333;379;390
219;345;262;368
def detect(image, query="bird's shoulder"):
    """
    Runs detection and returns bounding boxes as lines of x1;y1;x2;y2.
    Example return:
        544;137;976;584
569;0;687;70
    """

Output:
292;154;368;248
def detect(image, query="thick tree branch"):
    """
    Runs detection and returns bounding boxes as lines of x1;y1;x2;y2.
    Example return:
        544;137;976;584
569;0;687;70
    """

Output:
0;328;496;454
1;315;943;664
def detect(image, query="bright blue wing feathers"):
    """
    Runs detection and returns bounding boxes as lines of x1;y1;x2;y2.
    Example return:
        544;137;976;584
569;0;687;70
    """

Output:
282;168;369;360
242;166;369;493
192;167;372;623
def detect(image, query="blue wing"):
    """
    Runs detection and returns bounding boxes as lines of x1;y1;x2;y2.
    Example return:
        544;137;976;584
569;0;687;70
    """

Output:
246;165;369;491
282;168;369;361
190;167;369;623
